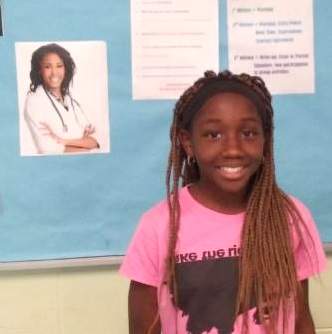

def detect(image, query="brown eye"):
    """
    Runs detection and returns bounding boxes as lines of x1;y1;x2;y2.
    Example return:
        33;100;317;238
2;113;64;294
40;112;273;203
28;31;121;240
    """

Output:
206;131;222;140
242;129;257;138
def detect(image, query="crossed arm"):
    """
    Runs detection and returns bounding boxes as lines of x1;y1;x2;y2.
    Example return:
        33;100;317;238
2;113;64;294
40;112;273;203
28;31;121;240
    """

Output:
41;123;99;152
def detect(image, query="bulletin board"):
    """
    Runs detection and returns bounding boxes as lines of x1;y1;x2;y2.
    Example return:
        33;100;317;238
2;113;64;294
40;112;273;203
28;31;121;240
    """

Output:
0;0;331;264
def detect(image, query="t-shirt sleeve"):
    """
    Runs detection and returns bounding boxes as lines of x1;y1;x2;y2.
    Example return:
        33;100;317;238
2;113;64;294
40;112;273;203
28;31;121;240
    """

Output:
119;210;160;287
292;198;327;281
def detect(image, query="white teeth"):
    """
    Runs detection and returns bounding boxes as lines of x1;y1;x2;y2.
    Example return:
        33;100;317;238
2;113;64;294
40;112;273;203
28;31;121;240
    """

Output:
220;167;243;173
50;77;61;83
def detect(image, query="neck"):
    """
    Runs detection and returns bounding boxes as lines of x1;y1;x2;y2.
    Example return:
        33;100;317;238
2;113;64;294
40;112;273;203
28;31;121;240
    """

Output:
47;87;62;99
189;182;249;214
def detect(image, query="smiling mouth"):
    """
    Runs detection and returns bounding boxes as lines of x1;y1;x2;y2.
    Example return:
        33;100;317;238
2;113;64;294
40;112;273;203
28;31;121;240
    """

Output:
49;77;62;84
216;166;246;180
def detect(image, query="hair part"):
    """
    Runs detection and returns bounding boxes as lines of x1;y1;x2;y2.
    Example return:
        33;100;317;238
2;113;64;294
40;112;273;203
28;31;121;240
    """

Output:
29;43;75;96
162;70;310;334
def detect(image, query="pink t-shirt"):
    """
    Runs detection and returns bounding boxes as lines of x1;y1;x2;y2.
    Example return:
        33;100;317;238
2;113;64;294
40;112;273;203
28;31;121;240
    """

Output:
120;186;327;334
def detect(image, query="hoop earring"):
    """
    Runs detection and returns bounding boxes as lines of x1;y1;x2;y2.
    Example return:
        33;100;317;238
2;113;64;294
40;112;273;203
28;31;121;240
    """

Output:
187;156;196;166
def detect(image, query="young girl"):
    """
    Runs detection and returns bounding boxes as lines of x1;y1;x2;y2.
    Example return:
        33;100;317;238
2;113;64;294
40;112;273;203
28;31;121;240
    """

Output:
120;71;326;334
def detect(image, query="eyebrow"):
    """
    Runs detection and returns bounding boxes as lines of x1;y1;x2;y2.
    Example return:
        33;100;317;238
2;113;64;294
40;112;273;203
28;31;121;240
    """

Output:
41;61;64;65
239;117;261;123
201;118;222;124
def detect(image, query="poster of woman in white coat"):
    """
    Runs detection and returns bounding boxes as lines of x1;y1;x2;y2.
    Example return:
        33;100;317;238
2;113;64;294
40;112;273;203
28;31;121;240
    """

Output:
16;41;110;156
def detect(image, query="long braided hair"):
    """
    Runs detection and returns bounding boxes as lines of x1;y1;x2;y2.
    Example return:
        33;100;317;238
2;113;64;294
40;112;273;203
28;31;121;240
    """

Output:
164;70;310;333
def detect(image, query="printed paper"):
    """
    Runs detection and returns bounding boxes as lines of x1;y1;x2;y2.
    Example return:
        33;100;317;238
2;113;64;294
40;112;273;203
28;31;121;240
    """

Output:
131;0;219;99
228;0;315;94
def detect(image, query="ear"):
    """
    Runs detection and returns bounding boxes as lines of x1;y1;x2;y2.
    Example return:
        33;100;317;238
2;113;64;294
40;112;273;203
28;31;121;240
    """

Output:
179;129;194;158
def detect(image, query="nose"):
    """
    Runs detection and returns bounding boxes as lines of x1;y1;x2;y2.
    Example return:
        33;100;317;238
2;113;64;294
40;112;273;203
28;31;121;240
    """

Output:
50;66;59;76
50;66;56;76
221;134;243;158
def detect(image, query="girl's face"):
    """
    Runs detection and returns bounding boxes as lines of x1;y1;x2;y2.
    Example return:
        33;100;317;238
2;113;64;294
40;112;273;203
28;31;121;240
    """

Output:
181;92;265;207
39;52;65;93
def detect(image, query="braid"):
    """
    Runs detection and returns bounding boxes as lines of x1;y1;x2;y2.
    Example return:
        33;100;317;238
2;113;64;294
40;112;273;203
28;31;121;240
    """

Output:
164;77;204;305
164;70;310;334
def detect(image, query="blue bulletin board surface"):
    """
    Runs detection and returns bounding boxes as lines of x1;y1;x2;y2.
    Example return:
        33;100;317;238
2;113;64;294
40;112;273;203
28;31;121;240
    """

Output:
0;1;331;263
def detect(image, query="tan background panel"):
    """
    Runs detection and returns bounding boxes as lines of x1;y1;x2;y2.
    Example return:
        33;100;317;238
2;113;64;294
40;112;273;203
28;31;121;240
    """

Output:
0;257;330;334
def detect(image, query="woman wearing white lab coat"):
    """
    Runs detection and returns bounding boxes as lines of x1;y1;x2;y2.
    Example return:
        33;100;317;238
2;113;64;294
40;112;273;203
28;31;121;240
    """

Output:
24;43;99;155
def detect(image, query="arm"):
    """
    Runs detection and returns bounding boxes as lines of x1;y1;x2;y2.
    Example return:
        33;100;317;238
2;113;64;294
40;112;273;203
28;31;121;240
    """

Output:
64;124;99;151
62;136;99;151
295;280;315;334
25;91;99;154
128;281;161;334
40;123;99;152
290;199;328;334
25;100;65;154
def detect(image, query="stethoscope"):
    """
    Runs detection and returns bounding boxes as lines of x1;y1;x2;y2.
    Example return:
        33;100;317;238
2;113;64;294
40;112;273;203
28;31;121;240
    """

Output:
43;86;83;133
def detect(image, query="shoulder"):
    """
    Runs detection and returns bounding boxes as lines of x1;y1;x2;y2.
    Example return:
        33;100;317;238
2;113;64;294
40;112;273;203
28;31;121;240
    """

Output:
138;196;170;232
25;86;47;111
287;195;313;221
286;193;318;239
141;187;189;219
134;187;191;237
26;85;45;99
